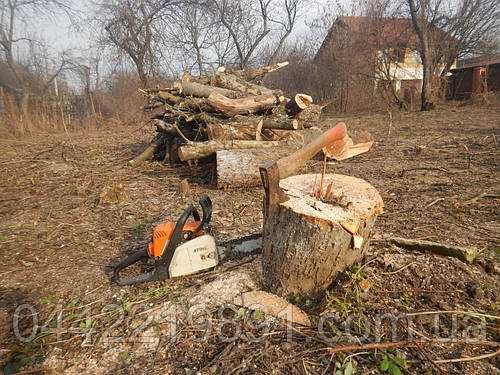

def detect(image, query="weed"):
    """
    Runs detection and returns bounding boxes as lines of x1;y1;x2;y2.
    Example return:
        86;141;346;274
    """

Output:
39;295;57;305
335;358;355;375
130;221;147;237
379;351;407;375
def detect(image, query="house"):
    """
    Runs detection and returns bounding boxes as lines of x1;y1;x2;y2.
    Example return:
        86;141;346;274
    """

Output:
315;16;454;110
447;55;500;99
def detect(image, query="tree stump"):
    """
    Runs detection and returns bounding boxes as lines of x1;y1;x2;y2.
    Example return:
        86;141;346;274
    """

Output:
262;173;383;300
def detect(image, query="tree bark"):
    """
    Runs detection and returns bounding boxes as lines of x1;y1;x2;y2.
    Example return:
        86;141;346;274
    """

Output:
207;92;279;117
261;173;383;299
293;104;323;125
178;139;281;161
408;0;434;111
216;147;294;189
174;81;240;99
229;61;289;81
129;134;163;166
213;72;280;96
205;123;278;141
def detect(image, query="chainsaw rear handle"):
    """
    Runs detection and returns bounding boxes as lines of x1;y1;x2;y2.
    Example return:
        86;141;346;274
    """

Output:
110;196;212;286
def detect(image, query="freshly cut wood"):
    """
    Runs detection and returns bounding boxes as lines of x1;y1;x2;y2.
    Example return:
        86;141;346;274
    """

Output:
294;103;323;124
261;173;383;299
174;81;239;99
285;94;313;117
325;140;374;160
386;236;477;263
233;290;311;327
129;135;163;166
217;147;293;189
207;92;279;116
178;139;281;161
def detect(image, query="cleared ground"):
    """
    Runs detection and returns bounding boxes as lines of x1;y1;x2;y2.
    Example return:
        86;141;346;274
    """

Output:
0;102;498;374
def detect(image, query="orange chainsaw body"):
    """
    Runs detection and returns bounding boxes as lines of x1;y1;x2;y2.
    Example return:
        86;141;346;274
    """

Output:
147;220;203;258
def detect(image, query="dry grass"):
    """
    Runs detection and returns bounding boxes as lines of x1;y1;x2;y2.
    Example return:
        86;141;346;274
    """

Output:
0;102;499;374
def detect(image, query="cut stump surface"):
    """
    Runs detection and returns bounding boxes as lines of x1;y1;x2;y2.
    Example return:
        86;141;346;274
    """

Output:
262;173;383;300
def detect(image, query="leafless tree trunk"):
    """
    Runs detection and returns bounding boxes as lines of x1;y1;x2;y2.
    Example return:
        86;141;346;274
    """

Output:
408;0;434;111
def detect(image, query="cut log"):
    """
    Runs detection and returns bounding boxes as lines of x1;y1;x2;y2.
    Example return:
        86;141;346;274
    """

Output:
178;139;281;161
294;103;323;124
206;123;277;141
129;135;163;166
207;92;279;116
217;147;294;189
386;237;477;263
261;173;384;299
213;72;281;96
285;94;313;117
232;115;299;130
174;81;240;99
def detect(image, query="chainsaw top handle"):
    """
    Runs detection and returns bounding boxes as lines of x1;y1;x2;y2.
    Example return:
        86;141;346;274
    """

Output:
157;195;211;269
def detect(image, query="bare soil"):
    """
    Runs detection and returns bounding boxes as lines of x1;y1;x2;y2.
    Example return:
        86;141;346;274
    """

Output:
0;102;498;374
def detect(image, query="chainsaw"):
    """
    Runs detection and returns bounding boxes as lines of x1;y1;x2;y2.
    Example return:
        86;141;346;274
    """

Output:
111;195;261;286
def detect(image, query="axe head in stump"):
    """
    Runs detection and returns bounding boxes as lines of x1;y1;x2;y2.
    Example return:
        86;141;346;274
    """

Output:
259;122;347;220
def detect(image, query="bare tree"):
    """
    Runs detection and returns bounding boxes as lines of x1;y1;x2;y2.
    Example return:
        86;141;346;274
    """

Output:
407;0;434;111
96;0;182;87
0;0;73;113
266;0;301;64
165;3;229;74
433;0;498;77
406;0;498;110
206;0;303;69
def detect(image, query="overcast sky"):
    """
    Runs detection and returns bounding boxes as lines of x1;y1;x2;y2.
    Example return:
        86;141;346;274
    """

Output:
37;0;344;55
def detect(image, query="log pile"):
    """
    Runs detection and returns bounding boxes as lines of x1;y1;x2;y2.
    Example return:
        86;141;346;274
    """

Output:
132;62;327;188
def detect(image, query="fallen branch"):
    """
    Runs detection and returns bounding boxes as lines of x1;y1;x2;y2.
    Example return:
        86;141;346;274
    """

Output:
463;192;500;205
327;340;422;354
327;339;499;354
433;348;500;364
386;236;477;263
229;61;289;81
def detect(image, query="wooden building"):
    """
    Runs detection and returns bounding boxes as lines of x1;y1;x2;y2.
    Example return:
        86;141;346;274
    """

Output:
447;55;500;99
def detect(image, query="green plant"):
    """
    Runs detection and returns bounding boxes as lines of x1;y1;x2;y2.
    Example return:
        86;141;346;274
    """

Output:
142;285;171;300
350;266;365;282
39;295;57;305
130;221;147;237
379;352;406;375
335;358;354;375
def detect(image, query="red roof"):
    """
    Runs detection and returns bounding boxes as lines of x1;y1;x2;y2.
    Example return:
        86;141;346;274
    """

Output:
316;16;421;59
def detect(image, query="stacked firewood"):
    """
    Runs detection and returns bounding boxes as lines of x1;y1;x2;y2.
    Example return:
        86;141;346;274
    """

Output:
131;62;325;188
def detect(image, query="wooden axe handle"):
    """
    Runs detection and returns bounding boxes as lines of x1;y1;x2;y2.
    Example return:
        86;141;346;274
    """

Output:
276;122;347;179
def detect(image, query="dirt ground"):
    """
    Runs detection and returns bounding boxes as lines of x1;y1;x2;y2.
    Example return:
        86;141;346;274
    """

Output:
0;102;498;374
